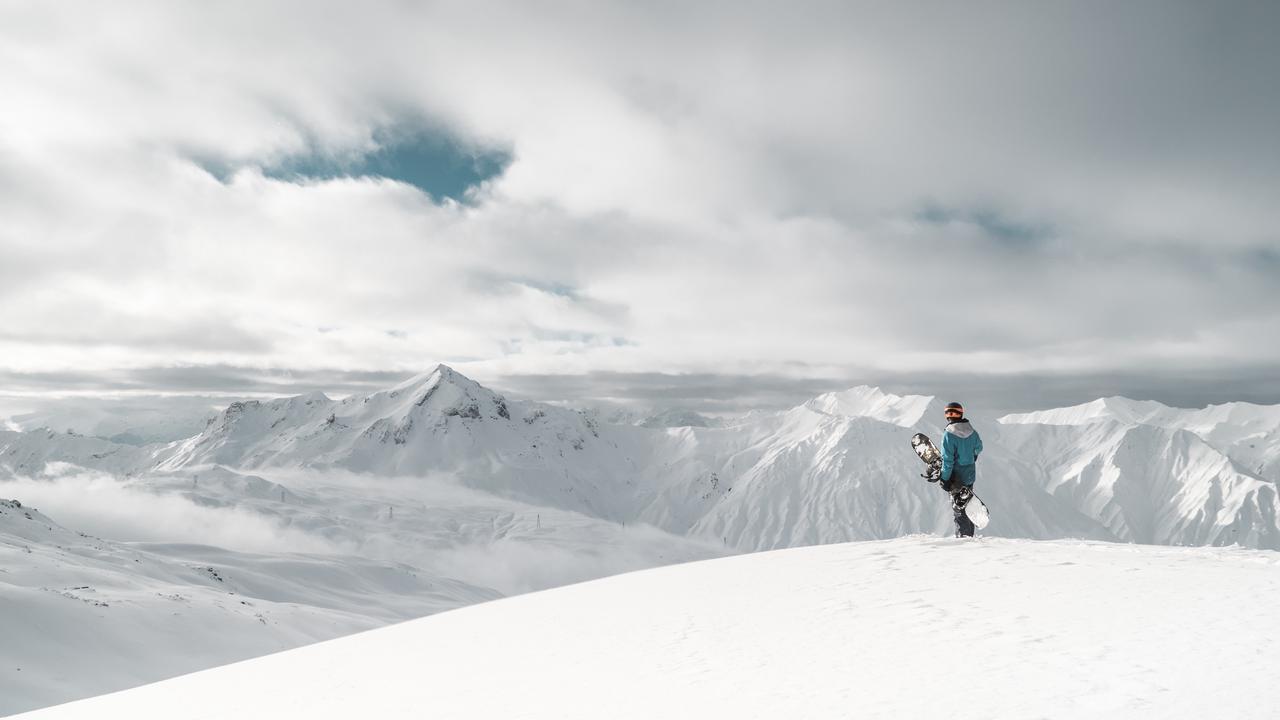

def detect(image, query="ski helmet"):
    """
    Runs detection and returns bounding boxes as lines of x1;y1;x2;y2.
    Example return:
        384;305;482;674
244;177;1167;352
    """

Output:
944;401;964;417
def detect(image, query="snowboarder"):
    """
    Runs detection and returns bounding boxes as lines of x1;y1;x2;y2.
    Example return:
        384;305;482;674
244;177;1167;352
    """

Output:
940;401;983;537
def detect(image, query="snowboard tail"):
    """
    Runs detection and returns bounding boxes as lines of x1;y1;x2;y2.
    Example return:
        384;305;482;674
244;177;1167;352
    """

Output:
964;493;990;529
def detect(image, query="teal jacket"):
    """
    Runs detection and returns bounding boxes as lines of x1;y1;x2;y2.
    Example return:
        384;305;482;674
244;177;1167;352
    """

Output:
940;419;982;486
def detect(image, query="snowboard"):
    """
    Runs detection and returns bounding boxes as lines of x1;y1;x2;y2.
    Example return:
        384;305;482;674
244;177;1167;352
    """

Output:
910;432;989;530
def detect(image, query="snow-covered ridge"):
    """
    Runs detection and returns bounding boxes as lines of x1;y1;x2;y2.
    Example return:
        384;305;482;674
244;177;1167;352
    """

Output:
18;538;1280;720
1000;395;1280;482
802;385;940;427
1000;396;1173;426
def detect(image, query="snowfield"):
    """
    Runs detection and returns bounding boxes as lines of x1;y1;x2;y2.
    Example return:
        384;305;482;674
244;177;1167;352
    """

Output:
15;537;1280;720
0;498;500;715
0;470;714;715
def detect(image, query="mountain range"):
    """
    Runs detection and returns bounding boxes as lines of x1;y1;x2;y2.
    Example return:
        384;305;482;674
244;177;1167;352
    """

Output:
6;365;1279;551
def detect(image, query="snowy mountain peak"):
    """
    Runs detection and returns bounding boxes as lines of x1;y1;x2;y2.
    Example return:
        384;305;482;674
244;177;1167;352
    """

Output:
999;396;1173;426
373;365;508;422
802;385;938;427
387;363;458;391
295;390;332;405
157;364;525;471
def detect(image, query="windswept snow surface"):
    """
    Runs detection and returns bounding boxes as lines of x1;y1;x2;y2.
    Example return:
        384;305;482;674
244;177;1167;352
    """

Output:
17;537;1280;720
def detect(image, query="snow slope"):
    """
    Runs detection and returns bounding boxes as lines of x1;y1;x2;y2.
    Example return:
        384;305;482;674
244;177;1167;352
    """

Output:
995;420;1280;547
18;537;1280;720
0;454;721;714
996;397;1280;547
0;498;499;716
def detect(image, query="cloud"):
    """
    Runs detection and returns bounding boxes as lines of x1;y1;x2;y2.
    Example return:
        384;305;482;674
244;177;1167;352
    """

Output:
0;365;405;397
199;468;721;595
0;468;342;554
493;364;1280;421
0;1;1277;401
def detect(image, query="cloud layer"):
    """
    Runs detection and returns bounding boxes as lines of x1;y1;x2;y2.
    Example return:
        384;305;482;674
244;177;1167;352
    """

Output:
0;468;341;554
1;1;1277;402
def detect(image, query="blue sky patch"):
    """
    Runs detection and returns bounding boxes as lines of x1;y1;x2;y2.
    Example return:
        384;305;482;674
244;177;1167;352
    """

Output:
274;131;509;202
915;202;1053;247
224;128;511;203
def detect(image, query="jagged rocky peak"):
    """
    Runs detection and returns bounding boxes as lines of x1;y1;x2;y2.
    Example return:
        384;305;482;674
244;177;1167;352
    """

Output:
0;497;58;531
202;391;335;442
224;390;328;416
224;399;262;415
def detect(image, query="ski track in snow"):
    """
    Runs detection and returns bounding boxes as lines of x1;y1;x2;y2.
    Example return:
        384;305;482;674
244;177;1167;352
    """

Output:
15;538;1280;720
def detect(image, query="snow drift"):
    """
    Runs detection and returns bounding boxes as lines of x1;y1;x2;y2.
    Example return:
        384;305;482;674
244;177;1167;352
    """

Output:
16;537;1280;720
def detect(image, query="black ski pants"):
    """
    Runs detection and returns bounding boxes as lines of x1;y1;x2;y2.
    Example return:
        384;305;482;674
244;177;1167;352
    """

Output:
951;486;975;538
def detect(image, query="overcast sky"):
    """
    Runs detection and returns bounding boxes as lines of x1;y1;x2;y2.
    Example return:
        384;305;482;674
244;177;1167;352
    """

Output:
2;1;1277;415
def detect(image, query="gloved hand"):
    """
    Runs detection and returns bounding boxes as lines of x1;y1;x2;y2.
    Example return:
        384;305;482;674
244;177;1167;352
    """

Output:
940;477;955;492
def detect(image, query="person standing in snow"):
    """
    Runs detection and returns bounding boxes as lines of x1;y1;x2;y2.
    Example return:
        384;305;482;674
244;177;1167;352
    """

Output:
940;401;982;537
